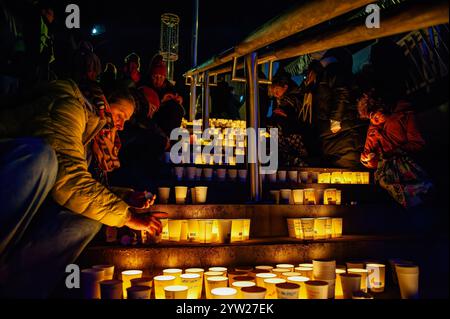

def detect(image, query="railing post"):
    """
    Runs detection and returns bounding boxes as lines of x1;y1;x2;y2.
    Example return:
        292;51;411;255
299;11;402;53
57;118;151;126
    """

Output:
189;75;197;121
245;52;262;202
202;72;210;130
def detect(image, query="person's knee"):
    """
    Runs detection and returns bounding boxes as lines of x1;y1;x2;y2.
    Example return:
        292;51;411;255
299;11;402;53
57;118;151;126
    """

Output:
26;139;58;184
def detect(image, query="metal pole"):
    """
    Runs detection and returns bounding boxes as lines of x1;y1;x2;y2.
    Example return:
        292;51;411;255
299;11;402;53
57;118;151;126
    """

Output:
189;75;197;121
202;72;210;130
190;0;199;121
245;52;261;202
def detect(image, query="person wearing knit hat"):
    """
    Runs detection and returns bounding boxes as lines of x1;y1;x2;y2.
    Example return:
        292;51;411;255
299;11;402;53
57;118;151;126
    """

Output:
123;52;141;85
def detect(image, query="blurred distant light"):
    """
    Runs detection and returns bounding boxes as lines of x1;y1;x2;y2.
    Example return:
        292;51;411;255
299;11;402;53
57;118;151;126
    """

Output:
91;24;105;36
92;28;97;35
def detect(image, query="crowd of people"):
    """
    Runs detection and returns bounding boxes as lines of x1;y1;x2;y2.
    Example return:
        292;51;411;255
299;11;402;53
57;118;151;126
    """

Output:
0;1;433;298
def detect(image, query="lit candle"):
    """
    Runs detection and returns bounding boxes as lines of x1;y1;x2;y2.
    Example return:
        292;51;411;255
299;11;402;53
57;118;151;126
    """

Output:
121;270;143;299
154;275;176;299
180;273;202;299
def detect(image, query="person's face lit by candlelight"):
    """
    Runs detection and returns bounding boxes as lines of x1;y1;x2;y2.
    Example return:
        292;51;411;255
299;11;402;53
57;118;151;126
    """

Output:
271;84;288;99
369;110;387;126
110;99;134;131
152;74;166;89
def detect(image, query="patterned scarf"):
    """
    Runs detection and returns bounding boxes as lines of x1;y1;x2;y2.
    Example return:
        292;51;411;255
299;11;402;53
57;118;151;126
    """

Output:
80;81;121;185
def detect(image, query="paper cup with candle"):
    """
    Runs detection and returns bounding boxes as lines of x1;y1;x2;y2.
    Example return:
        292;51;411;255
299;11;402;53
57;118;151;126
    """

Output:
187;219;199;242
395;264;419;299
99;280;123;299
232;281;256;299
299;171;309;184
277;170;287;183
194;186;208;204
269;190;280;204
335;269;346;299
131;277;153;290
303;189;316;205
264;278;286;299
198;219;214;243
93;265;114;280
276;264;295;272
203;168;213;181
164;285;189;299
230;219;244;243
181;273;202;299
81;268;105;299
295;267;313;279
305;280;329;299
186;166;196;181
280;189;292;204
241;286;267;299
127;286;151;299
331;172;342;184
238;169;248;182
175;186;188;204
300;218;315;240
158;187;171;204
293;190;304;205
276;282;300;299
168;220;182;242
314;218;328;240
163;269;183;284
318;173;331;184
324;189;337;205
332;218;343;238
313;259;336;281
206;276;228;299
228;271;248;286
121;270;142;299
228;169;238;181
256;273;277;287
269;172;277;183
287;276;309;299
211;287;238;299
348;268;369;292
154;275;176;299
288;171;298;182
340;273;362;299
216;168;226;181
174;167;184;181
366;263;386;293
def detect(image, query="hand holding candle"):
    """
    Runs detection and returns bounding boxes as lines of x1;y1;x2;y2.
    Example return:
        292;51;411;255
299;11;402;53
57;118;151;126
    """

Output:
125;211;168;236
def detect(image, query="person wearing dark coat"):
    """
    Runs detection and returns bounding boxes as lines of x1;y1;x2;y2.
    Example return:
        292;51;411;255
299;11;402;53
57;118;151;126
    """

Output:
303;48;366;169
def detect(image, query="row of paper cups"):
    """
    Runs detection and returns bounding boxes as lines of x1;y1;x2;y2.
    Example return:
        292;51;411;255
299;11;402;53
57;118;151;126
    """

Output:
158;186;208;204
269;188;342;205
173;167;248;182
287;217;343;240
318;171;370;184
145;219;251;243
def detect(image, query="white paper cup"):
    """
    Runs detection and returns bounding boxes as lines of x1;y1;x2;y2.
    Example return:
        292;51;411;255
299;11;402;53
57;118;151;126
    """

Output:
288;171;298;182
303;189;316;205
164;285;189;299
209;267;228;276
256;266;274;272
216;219;232;243
93;265;114;280
340;273;361;299
269;173;277;183
314;218;328;240
395;265;419;299
158;187;171;204
203;168;213;181
180;273;202;299
163;269;182;284
241;286;267;299
348;269;369;293
332;218;343;238
154;275;176;299
195;187;208;204
216;169;227;181
174;167;184;181
335;269;346;298
175;186;188;204
269;190;280;204
313;260;336;281
281;272;301;280
228;169;238;181
211;287;238;299
287;276;309;299
324;189;338;205
280;189;292;204
318;173;331;184
232;281;256;299
238;169;248;182
186;167;196;181
276;264;295;272
331;172;343;184
277;171;287;182
206;276;228;299
256;273;277;287
264;278;286;299
99;280;123;299
299;172;309;183
366;264;386;293
272;268;287;278
228;271;248;286
198;220;214;243
196;168;203;181
300;219;315;240
121;270;143;299
305;280;329;299
187;220;199;242
276;282;300;299
127;286;151;299
293;190;304;205
168;220;182;242
310;172;319;183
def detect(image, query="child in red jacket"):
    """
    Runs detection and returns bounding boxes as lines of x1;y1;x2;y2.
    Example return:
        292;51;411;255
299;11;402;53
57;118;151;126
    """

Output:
361;100;432;208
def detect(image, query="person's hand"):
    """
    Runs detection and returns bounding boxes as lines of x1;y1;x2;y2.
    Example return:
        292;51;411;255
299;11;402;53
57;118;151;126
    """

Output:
272;108;287;117
125;212;168;235
361;152;376;166
126;191;156;209
330;120;342;134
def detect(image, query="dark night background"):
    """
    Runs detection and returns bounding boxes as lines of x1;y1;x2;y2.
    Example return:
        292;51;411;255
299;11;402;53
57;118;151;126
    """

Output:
48;0;301;92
